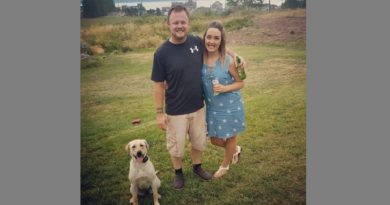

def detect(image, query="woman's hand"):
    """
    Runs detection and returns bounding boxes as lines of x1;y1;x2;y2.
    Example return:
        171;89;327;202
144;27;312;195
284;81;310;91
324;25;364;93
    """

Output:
213;83;226;93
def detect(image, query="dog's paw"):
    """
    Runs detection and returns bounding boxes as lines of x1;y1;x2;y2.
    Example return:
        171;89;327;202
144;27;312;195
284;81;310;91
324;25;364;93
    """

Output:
129;197;138;205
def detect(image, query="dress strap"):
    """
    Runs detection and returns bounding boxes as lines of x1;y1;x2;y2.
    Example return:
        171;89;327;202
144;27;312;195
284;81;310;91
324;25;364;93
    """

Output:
221;55;231;71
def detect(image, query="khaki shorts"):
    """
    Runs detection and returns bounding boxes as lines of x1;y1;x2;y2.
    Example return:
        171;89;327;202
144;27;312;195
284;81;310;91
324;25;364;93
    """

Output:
166;107;208;158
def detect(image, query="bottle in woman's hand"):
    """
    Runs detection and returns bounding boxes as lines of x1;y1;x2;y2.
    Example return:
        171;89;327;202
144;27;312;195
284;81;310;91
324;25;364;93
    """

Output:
235;55;246;80
212;78;220;96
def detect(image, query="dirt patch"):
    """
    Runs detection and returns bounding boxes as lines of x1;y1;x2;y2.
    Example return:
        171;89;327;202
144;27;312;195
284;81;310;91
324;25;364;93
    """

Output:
227;9;306;45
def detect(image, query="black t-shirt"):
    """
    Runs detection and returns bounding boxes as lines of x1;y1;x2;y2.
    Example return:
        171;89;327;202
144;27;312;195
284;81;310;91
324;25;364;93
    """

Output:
151;35;204;115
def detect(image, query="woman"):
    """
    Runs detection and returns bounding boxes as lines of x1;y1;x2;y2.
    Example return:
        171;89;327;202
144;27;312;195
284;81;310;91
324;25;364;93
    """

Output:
201;21;245;178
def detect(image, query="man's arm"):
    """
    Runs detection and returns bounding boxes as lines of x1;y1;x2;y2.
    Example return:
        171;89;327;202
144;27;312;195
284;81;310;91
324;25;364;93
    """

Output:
226;48;247;68
154;82;167;131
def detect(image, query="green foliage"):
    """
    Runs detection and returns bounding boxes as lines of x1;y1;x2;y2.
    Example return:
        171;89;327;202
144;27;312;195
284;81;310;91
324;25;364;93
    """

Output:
224;16;253;31
122;3;146;16
82;0;115;18
282;0;306;9
81;16;168;53
190;20;208;34
227;0;239;7
222;9;233;16
103;31;123;51
244;0;264;8
227;0;263;9
81;56;104;69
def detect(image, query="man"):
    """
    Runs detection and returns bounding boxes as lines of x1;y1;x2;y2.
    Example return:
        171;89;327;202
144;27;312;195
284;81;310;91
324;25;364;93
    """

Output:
151;5;212;189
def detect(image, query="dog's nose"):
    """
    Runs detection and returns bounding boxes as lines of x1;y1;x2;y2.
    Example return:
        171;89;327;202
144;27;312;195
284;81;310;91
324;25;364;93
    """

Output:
136;151;143;157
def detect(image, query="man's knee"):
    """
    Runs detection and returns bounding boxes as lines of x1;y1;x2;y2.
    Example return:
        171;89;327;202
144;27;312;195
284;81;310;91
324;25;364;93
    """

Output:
167;142;185;158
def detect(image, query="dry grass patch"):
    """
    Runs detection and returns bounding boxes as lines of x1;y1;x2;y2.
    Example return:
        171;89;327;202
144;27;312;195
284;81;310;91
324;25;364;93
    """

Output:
260;9;306;19
228;9;306;45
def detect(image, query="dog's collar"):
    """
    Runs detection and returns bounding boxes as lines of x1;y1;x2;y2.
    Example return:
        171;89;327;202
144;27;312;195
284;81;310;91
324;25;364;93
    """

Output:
142;155;149;163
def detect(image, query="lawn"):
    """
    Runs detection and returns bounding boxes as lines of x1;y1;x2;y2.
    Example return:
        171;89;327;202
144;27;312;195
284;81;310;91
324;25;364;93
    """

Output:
81;8;306;205
81;40;306;204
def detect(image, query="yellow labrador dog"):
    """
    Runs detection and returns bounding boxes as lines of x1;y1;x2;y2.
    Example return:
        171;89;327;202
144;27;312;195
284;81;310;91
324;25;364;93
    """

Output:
126;139;161;205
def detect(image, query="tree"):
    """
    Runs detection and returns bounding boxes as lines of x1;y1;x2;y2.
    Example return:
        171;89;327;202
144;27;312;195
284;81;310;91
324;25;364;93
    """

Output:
282;0;306;9
82;0;115;18
227;0;263;9
136;3;146;16
227;0;239;7
245;0;263;9
156;8;162;16
300;0;306;8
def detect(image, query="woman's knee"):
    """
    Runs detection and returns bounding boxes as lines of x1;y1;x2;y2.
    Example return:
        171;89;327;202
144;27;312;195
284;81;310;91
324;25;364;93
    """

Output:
211;138;225;146
226;136;237;142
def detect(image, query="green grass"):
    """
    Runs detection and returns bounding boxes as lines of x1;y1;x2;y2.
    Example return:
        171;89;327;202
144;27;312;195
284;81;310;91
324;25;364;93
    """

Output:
224;16;253;31
81;39;306;204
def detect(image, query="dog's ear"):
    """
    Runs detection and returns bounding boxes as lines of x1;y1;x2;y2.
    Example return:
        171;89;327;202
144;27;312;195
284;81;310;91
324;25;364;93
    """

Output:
143;139;149;150
125;142;131;156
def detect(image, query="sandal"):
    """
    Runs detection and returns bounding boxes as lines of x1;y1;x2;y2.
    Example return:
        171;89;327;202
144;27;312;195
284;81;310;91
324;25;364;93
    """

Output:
231;145;242;164
213;166;229;178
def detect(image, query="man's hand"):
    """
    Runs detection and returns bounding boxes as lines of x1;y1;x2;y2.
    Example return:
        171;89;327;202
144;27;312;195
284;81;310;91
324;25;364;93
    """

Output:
156;113;167;131
226;49;247;68
235;55;247;68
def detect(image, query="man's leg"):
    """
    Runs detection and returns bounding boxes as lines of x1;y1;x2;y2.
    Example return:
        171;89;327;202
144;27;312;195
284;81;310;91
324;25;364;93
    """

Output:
170;156;183;170
189;108;212;180
190;148;201;165
166;114;188;189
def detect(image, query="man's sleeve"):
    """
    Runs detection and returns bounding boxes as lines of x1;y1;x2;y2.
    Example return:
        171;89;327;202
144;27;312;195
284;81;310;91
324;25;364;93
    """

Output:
151;51;165;82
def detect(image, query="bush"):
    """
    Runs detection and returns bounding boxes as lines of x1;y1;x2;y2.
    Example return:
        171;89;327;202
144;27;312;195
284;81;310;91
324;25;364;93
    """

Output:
191;21;208;33
81;56;104;69
224;16;253;31
81;41;92;55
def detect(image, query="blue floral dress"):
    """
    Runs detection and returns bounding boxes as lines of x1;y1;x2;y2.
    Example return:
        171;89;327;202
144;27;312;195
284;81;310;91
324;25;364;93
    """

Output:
201;56;245;139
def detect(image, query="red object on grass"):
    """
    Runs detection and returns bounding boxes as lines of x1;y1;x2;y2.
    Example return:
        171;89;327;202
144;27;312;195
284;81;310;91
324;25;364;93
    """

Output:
131;118;141;125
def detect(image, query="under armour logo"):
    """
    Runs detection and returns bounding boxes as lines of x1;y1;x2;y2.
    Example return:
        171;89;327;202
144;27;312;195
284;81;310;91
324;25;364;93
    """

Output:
189;46;199;53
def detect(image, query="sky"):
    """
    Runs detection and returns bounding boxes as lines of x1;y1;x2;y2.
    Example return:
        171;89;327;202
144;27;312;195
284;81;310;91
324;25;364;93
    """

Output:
113;0;284;10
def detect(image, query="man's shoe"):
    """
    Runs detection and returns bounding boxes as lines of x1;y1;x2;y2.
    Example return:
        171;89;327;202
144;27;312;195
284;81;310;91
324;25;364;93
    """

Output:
172;174;184;189
193;167;212;180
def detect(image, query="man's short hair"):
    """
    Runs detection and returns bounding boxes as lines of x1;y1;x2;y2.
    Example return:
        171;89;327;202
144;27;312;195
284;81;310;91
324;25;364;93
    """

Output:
167;5;189;22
